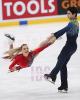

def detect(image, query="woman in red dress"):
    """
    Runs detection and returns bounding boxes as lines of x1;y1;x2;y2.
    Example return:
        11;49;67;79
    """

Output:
4;34;56;72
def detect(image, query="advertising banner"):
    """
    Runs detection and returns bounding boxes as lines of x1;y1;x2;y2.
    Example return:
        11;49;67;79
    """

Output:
58;0;80;15
2;0;58;20
0;0;80;24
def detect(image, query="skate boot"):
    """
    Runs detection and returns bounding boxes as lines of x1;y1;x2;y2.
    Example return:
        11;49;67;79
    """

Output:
44;74;56;84
58;86;68;93
5;34;15;41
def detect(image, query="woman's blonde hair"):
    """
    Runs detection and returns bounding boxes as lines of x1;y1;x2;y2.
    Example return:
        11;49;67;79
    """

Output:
5;44;28;59
13;44;27;54
20;44;27;50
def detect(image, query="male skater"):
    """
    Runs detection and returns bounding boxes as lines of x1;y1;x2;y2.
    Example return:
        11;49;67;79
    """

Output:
44;7;79;92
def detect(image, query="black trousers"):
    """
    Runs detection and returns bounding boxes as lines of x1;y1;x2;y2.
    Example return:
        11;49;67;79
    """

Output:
50;43;77;88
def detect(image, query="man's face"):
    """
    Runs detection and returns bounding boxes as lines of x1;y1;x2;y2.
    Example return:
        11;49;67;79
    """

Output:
67;11;76;20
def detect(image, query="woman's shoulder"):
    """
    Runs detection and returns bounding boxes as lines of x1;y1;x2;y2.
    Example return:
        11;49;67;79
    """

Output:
29;51;34;56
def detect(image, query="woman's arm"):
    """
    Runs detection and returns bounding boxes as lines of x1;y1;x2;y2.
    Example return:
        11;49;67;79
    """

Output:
9;58;18;72
32;34;56;56
32;23;72;56
38;34;56;48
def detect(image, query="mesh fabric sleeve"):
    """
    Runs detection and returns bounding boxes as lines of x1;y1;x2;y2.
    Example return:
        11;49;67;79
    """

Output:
53;23;73;39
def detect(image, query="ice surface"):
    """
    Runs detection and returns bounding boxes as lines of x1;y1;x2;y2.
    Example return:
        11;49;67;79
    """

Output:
0;22;80;100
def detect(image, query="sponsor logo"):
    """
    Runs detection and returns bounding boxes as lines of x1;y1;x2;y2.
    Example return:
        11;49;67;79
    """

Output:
2;0;58;20
61;0;80;9
58;0;80;15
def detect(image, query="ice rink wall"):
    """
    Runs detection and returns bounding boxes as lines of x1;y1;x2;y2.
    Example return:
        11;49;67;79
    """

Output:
0;0;80;27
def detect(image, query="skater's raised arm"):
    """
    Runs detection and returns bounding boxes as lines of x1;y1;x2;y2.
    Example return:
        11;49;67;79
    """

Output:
39;35;56;47
52;23;73;39
44;23;73;44
32;35;56;56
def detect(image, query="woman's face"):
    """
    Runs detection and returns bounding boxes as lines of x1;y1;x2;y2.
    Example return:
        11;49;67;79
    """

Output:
21;44;29;57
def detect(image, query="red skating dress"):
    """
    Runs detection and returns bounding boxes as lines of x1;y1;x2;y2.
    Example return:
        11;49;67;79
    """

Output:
9;43;51;71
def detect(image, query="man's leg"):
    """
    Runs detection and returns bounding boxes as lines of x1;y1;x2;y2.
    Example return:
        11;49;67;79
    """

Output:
58;47;77;92
49;45;68;79
44;55;66;83
44;45;68;83
58;65;68;91
44;44;76;86
59;56;71;90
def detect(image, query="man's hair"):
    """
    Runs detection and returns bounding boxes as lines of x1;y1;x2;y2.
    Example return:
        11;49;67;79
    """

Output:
67;7;78;17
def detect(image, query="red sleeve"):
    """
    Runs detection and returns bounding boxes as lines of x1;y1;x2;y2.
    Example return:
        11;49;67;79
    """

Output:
32;43;51;56
9;58;18;70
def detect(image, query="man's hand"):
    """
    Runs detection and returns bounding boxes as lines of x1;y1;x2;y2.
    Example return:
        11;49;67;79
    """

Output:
47;34;56;44
38;34;56;48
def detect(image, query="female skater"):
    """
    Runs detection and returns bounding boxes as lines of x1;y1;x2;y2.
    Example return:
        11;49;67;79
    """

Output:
4;34;56;72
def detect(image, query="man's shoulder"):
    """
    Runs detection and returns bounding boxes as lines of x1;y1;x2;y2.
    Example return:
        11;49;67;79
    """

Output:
67;22;73;28
70;20;79;25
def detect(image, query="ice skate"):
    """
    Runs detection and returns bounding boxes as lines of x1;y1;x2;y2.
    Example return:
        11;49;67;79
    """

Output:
5;34;15;41
58;86;68;93
44;74;56;84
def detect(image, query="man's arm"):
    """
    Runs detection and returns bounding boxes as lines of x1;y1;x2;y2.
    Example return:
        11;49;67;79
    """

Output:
30;23;72;56
46;22;73;44
53;23;73;39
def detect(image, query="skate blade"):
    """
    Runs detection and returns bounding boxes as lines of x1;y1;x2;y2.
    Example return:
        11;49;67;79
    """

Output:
44;76;55;84
8;69;20;73
58;90;68;93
